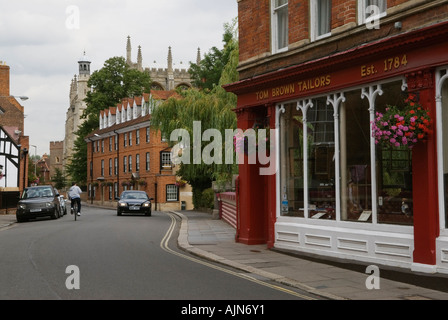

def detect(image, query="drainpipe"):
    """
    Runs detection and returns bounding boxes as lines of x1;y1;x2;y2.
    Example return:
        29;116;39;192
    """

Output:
114;130;120;197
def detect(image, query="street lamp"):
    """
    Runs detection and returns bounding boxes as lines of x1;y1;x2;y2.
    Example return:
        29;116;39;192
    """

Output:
89;133;101;204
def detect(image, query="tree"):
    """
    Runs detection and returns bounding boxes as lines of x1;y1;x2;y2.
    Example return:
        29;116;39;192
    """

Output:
151;21;239;208
27;154;39;186
51;168;67;190
83;56;152;132
188;19;237;91
65;57;152;184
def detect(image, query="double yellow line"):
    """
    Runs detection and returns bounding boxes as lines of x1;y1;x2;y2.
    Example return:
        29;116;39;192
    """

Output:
161;212;317;300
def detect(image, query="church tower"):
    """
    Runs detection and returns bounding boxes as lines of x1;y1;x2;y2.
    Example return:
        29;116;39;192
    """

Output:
77;52;91;104
78;51;91;76
126;36;132;66
124;36;195;91
63;52;92;174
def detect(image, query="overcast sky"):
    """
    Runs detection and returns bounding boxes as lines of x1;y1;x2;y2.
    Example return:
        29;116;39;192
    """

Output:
0;0;238;155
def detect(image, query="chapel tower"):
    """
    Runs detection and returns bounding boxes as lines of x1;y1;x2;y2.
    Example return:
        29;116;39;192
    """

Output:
63;52;91;173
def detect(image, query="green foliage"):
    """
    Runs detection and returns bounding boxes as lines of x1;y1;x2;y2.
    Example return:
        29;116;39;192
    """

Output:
189;18;238;92
84;57;151;118
151;20;239;204
193;187;215;209
51;168;67;190
65;133;88;185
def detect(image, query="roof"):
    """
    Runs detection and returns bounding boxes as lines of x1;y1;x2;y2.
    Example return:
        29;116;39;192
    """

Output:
85;113;151;140
86;90;181;141
151;90;181;100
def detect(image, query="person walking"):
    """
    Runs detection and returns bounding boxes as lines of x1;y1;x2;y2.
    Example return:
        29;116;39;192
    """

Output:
68;182;82;216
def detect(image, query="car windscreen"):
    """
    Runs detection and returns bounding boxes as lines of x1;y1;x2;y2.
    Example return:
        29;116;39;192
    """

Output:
122;193;148;200
22;188;54;199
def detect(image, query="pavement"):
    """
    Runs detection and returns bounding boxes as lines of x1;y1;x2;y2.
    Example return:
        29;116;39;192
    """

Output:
2;210;448;300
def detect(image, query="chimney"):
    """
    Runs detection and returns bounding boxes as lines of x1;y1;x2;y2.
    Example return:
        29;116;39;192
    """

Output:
0;62;10;97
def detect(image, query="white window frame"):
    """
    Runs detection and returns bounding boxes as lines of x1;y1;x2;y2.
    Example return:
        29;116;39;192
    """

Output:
161;152;172;169
271;0;289;54
358;0;387;26
166;184;179;202
310;0;332;42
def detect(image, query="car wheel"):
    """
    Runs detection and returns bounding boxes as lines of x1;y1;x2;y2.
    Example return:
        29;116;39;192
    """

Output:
146;210;151;217
17;216;27;223
117;211;122;216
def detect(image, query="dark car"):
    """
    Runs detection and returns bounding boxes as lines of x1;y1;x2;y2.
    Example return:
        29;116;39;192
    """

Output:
16;185;62;223
116;191;153;216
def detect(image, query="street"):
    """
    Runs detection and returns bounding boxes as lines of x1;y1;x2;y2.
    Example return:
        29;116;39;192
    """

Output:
0;206;319;301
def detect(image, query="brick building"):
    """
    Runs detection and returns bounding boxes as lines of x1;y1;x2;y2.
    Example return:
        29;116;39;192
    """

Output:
0;62;30;210
85;91;193;211
225;1;448;273
49;141;64;178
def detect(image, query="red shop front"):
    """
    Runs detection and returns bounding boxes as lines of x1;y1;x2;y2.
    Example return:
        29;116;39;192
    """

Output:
225;21;448;273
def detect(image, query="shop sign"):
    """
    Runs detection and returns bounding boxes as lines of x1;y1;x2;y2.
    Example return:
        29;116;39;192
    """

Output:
252;54;411;104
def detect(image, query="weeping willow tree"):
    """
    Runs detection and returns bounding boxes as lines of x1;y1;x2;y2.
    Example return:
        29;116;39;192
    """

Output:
151;21;239;207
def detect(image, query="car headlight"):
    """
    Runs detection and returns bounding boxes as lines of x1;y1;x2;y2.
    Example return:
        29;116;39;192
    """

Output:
119;201;127;207
143;202;150;207
46;202;54;208
18;204;26;210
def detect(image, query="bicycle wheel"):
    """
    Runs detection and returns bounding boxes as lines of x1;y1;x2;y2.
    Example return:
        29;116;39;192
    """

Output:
74;201;78;221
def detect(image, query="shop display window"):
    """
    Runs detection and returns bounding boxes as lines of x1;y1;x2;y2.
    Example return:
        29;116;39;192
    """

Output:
340;90;372;222
280;104;304;217
374;81;413;225
307;98;336;220
442;80;448;229
280;79;415;226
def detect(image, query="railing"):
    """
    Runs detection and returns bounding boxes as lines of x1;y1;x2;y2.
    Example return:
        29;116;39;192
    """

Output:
218;192;237;229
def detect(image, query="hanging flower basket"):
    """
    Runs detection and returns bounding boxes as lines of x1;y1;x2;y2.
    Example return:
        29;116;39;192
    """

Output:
121;181;132;187
372;93;431;149
175;179;187;187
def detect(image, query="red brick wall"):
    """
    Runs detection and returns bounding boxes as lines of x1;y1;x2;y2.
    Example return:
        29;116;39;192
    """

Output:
332;0;357;29
237;0;448;79
87;126;177;206
238;0;271;62
289;0;309;44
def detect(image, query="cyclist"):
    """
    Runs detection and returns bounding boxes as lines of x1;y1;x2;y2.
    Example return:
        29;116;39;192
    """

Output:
68;182;82;216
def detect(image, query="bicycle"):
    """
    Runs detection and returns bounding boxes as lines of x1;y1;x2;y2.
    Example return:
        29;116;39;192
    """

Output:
71;199;80;221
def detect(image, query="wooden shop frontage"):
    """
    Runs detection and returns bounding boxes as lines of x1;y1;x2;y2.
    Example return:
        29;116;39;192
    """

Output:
225;21;448;274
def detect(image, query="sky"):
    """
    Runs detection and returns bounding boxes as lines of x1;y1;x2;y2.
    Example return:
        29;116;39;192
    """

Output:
0;0;238;155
